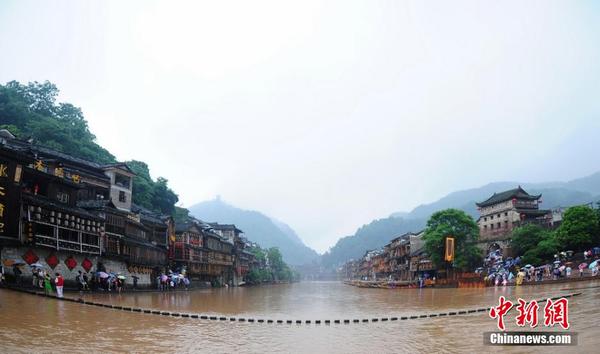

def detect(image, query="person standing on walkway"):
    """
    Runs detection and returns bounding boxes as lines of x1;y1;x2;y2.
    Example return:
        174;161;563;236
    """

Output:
44;273;52;295
54;272;64;298
76;270;86;293
13;265;22;285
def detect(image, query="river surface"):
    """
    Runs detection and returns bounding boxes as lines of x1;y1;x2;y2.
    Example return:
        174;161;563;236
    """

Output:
1;281;599;353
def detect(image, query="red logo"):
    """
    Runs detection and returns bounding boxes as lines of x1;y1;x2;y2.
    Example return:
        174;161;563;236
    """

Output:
515;299;539;328
489;296;514;330
490;297;570;331
543;298;570;329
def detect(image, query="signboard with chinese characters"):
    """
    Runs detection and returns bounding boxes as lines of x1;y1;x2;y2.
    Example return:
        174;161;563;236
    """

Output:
0;158;22;239
445;236;455;262
30;159;81;184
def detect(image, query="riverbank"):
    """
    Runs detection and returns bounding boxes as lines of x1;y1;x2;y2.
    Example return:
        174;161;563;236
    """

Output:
344;273;600;289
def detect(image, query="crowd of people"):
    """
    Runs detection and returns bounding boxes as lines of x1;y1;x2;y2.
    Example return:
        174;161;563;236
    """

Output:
28;267;66;297
478;248;600;286
156;272;190;291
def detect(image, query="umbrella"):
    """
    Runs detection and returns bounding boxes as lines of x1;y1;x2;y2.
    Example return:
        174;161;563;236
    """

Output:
98;271;109;278
30;262;44;268
589;260;598;269
117;275;126;280
4;259;26;266
161;274;168;282
524;264;532;268
579;263;588;270
559;265;566;271
553;260;561;264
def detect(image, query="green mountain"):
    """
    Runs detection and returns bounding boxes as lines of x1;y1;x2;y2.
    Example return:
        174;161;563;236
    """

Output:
323;172;600;268
189;198;319;266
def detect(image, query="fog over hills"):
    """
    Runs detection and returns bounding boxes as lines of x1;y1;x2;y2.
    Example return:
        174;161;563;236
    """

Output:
322;171;600;268
188;198;319;266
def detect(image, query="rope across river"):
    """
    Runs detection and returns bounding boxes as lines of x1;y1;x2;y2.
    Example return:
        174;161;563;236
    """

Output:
2;286;583;325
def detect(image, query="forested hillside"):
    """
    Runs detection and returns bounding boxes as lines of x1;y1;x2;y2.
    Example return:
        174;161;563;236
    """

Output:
0;80;180;215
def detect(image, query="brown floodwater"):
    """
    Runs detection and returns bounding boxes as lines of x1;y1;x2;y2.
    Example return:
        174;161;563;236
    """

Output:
1;281;599;353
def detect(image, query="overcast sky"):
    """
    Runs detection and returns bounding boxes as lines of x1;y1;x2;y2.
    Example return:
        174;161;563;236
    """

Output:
1;1;600;252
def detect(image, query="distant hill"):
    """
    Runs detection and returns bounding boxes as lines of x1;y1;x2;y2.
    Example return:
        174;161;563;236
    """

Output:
189;198;319;266
323;171;600;268
321;217;426;268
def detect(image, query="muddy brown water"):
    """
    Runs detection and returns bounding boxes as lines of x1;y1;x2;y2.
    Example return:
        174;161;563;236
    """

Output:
1;281;598;353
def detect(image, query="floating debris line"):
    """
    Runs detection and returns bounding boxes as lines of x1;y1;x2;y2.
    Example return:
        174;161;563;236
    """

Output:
3;286;582;326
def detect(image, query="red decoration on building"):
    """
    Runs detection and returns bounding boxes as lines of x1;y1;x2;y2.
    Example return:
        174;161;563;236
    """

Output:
22;249;39;265
64;256;77;270
81;258;93;272
46;253;59;269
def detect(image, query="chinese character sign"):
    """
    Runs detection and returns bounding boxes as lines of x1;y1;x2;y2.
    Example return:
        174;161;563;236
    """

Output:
490;297;570;331
445;236;455;262
0;159;20;238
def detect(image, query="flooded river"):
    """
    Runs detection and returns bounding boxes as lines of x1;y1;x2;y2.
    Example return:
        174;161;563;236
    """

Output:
1;281;599;353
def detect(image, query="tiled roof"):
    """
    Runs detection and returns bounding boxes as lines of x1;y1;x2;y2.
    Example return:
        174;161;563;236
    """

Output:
476;186;541;207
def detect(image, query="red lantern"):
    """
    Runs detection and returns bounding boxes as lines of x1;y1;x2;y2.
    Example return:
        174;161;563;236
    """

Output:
64;256;77;270
81;258;93;272
22;249;39;265
46;253;59;269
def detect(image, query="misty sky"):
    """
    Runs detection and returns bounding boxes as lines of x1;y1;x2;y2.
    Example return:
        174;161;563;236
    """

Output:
1;1;600;253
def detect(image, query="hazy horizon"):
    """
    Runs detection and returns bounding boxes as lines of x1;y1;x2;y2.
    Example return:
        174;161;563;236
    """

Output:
2;1;600;252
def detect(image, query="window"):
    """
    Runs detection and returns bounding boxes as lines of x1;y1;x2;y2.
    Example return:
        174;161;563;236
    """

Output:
56;191;69;204
484;217;487;221
114;174;131;189
119;191;126;203
484;225;487;229
491;215;494;220
505;212;508;216
497;222;501;228
491;224;494;229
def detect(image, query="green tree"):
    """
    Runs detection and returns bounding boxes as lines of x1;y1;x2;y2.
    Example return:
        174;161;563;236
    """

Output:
555;205;600;251
266;247;285;271
423;208;481;271
0;80;115;163
521;235;560;265
510;224;552;256
125;160;179;215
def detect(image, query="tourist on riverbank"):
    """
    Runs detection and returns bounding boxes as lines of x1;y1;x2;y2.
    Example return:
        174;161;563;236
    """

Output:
13;265;22;284
516;269;525;285
32;268;39;287
76;271;86;293
43;273;52;295
115;277;123;293
54;272;64;298
38;269;45;288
